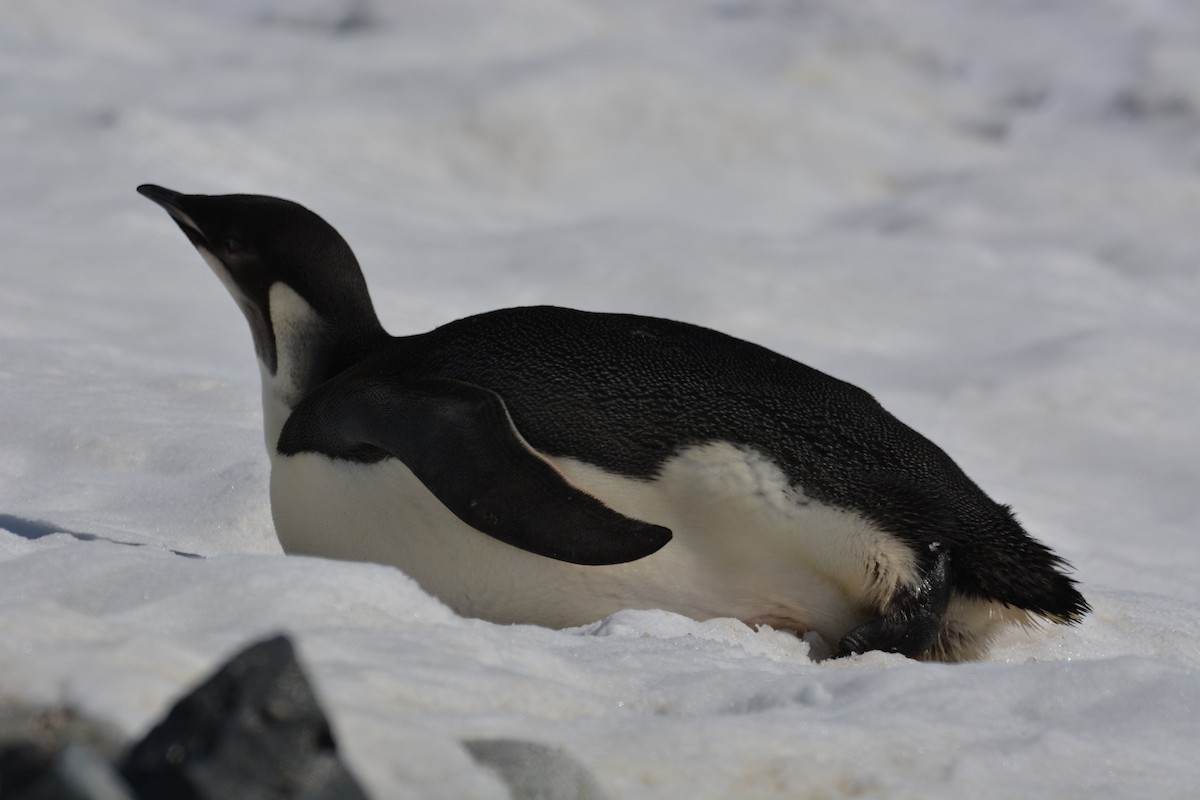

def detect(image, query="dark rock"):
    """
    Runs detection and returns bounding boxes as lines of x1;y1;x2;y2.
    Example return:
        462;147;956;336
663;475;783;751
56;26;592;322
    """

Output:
464;739;611;800
119;634;368;800
1;743;134;800
0;704;130;800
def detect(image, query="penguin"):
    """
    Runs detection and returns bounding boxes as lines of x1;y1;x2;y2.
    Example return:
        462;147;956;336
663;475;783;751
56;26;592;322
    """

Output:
137;184;1089;662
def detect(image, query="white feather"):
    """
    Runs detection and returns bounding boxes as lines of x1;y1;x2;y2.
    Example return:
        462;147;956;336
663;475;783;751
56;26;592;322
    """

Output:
269;438;927;647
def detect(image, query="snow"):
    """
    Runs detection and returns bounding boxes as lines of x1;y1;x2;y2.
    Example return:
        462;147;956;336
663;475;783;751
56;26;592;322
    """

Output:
2;0;1199;796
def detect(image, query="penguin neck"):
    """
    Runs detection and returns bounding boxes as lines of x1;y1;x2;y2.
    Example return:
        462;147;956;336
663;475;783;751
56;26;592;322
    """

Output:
257;281;387;453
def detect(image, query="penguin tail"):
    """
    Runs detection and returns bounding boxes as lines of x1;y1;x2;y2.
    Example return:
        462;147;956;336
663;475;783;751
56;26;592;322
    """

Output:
944;502;1090;624
860;475;1090;625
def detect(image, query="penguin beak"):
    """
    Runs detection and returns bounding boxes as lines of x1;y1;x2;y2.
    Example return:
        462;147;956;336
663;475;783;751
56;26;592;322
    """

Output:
137;183;184;209
137;184;210;250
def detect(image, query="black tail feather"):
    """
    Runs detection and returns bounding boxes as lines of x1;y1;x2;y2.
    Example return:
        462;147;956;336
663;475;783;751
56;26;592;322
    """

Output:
858;474;1090;623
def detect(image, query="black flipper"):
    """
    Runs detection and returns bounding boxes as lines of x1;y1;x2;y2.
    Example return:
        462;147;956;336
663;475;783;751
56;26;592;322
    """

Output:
277;376;672;566
837;545;952;659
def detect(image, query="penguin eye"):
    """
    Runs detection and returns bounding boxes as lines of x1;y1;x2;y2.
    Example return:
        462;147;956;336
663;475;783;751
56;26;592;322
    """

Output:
224;237;243;254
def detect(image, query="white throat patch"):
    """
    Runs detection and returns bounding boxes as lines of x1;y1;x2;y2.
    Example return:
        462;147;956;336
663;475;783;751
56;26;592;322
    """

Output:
260;283;328;452
196;245;242;299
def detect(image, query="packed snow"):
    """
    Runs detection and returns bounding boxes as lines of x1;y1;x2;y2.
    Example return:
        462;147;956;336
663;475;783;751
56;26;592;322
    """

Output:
3;1;1199;796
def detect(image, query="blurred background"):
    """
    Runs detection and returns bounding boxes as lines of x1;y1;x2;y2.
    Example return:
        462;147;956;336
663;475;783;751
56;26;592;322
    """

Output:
4;0;1198;591
3;3;1200;797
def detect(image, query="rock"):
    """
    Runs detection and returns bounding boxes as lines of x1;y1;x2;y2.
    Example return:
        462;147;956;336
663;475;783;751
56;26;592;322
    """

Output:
0;704;125;762
463;739;611;800
1;743;135;800
119;634;368;800
0;704;130;800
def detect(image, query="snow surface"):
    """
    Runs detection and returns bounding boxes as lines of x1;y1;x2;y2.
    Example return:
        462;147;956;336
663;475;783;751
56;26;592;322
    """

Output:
2;1;1199;797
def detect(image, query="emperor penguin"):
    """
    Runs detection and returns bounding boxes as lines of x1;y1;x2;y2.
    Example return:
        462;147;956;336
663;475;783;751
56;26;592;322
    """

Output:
137;184;1088;661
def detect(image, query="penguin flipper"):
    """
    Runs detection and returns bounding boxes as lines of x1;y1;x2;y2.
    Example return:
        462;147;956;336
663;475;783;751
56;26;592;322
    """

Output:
837;545;952;659
278;376;673;566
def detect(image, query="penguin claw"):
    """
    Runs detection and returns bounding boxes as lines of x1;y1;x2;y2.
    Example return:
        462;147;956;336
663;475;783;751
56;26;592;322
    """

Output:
837;546;952;659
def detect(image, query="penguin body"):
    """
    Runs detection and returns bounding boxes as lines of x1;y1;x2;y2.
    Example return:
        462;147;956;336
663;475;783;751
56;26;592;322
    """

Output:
138;185;1089;661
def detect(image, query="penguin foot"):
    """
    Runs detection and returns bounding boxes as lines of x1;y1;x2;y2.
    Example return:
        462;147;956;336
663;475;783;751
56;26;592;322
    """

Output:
838;545;951;659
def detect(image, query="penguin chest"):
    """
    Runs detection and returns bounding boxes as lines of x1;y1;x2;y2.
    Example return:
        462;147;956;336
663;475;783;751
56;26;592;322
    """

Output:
267;441;921;642
269;453;641;625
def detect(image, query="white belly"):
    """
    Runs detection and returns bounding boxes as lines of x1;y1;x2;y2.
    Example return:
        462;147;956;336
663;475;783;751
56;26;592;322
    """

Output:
268;441;924;644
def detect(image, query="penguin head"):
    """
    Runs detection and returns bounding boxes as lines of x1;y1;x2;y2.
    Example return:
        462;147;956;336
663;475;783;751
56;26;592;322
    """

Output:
138;185;385;405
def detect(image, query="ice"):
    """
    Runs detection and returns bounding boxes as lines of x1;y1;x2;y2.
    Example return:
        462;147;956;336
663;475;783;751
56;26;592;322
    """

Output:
2;1;1198;797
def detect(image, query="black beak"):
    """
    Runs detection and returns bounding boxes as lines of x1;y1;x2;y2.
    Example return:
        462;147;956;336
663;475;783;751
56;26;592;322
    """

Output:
137;184;210;249
137;183;190;212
